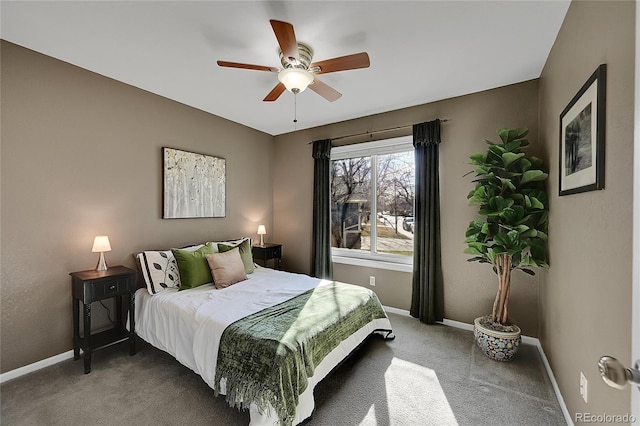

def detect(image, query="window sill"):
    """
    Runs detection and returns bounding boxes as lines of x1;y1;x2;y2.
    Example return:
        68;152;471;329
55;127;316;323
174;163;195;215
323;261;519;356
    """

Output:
331;255;413;273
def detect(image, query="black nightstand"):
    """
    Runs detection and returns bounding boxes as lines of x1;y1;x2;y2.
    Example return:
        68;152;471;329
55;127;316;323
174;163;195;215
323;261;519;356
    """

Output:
70;265;137;374
252;243;282;269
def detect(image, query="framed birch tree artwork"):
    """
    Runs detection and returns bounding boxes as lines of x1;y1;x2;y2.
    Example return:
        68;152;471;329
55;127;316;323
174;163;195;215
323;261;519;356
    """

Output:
163;147;226;218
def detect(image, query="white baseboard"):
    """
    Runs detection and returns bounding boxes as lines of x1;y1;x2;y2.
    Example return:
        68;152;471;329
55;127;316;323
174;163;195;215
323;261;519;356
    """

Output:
439;318;474;331
0;350;75;384
382;305;410;316
528;339;574;426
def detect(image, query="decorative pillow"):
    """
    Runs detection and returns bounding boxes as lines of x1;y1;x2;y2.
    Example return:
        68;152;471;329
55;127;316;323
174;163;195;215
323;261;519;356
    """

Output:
172;243;215;290
206;248;248;289
207;237;251;253
137;244;203;295
217;238;254;274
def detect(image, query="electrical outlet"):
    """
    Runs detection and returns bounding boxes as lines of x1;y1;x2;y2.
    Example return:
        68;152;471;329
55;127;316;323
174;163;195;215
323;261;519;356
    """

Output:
369;276;376;286
580;371;588;403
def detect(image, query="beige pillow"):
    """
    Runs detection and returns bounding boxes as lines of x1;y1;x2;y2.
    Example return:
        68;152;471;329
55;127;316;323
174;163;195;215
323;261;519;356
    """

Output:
206;248;248;289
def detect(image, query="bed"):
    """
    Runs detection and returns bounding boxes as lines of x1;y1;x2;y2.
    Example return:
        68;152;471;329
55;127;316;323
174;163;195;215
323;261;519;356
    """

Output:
134;242;394;426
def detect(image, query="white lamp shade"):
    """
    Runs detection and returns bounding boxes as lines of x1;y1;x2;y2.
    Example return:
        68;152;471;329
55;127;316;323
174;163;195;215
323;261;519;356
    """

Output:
91;236;112;253
278;68;314;93
257;225;266;235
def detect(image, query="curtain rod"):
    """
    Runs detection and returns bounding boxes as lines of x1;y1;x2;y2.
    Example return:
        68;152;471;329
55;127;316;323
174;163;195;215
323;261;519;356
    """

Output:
308;119;451;144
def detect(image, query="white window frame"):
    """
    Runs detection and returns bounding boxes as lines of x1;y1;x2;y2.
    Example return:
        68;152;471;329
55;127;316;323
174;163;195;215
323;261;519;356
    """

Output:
330;136;414;270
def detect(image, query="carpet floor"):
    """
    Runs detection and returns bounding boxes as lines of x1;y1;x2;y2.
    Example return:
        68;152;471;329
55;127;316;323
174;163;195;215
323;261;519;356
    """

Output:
1;312;567;425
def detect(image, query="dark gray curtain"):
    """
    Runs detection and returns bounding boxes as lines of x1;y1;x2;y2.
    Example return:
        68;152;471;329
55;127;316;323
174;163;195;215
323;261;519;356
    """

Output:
311;139;333;279
410;119;444;323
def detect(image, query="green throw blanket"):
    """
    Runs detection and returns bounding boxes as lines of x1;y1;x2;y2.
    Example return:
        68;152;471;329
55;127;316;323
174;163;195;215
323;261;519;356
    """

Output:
213;281;389;426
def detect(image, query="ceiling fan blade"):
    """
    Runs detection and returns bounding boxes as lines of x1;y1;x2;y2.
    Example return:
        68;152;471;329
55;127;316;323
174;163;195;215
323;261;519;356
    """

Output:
263;83;286;102
217;61;279;72
270;20;299;63
310;52;370;75
309;77;342;102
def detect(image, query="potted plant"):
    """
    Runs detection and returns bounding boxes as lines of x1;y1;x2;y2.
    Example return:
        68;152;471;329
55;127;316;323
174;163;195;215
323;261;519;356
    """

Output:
464;127;549;361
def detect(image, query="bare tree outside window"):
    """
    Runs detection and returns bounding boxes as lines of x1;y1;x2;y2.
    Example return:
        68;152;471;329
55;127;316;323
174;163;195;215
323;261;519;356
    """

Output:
330;157;371;250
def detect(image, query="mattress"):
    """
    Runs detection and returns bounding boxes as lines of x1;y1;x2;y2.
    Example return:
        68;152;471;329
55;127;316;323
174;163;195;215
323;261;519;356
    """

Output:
135;266;393;425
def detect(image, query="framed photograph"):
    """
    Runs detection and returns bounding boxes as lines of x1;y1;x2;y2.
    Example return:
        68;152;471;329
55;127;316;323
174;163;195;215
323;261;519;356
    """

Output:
559;64;606;196
163;147;226;218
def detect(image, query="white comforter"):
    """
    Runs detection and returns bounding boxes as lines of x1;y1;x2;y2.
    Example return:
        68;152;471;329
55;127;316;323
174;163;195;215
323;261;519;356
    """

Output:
136;266;324;389
135;266;393;425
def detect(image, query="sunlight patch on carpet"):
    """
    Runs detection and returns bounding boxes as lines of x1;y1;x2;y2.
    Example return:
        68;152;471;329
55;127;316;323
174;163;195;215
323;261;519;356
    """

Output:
383;357;458;425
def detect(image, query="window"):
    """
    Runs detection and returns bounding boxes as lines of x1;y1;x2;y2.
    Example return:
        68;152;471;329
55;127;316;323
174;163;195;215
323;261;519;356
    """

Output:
330;136;415;266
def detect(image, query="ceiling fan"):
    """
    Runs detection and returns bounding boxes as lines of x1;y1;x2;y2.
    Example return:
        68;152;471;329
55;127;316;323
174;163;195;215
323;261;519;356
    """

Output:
217;20;370;102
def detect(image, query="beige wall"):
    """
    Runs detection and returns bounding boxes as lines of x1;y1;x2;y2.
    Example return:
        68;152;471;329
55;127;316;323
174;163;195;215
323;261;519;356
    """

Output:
332;264;412;311
273;80;542;336
0;41;275;373
538;0;635;419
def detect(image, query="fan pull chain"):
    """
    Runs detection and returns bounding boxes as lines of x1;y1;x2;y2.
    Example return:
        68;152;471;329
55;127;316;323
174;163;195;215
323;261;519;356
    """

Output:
293;93;298;130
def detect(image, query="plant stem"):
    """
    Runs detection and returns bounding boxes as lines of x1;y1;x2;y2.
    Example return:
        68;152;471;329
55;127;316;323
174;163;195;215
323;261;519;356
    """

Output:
493;253;512;325
491;285;501;323
491;259;502;322
501;257;512;324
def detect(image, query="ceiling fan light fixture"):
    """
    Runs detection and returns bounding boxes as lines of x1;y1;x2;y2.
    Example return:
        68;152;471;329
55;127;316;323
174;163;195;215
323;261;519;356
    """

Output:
278;68;314;94
217;21;366;102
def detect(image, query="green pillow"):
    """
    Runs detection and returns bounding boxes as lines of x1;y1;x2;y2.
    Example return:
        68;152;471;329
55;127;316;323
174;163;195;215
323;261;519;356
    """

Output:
173;243;215;290
218;239;254;274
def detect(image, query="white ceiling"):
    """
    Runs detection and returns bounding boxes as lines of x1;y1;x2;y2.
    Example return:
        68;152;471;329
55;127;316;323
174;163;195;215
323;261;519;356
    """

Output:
1;1;570;136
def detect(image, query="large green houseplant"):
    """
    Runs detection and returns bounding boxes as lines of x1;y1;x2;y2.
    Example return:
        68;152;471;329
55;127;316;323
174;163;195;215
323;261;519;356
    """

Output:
464;127;549;361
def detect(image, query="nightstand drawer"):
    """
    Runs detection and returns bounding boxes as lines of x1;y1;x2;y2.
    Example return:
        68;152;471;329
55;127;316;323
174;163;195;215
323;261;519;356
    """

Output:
91;279;130;299
71;266;136;304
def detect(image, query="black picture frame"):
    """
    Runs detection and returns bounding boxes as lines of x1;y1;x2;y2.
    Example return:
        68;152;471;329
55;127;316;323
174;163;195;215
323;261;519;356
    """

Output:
559;64;606;196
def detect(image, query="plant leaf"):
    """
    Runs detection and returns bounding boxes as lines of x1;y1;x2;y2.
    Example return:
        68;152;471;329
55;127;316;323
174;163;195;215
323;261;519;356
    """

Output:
498;177;516;191
498;127;509;144
467;256;490;264
529;156;544;169
530;196;544;209
520;170;549;185
469;152;485;163
464;246;484;255
502;152;525;168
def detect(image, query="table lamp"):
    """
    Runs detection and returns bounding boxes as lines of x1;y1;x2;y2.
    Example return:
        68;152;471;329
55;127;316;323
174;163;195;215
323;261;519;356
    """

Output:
91;236;111;271
257;225;266;246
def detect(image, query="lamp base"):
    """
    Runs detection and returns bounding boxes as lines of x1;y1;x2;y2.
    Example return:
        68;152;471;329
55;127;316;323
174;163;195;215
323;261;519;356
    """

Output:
259;235;264;246
96;252;108;271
